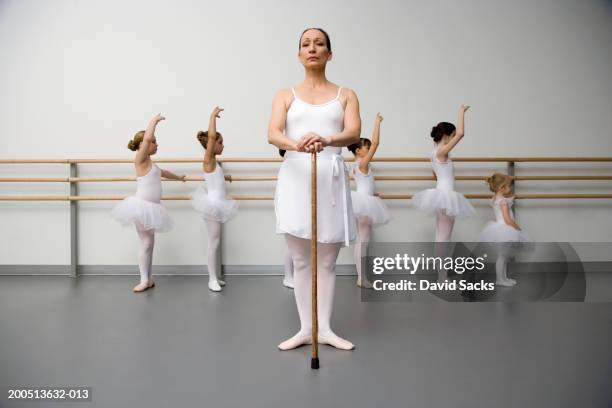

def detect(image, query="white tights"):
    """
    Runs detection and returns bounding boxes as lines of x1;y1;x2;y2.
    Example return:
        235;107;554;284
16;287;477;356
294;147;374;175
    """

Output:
136;225;155;285
206;220;223;290
283;251;294;288
434;210;455;281
278;234;354;351
353;218;373;286
435;210;455;242
495;255;517;286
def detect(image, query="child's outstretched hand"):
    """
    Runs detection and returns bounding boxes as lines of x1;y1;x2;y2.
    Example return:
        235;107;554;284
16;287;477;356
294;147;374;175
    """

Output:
375;112;383;123
150;113;165;125
179;175;187;182
211;106;224;119
460;104;470;113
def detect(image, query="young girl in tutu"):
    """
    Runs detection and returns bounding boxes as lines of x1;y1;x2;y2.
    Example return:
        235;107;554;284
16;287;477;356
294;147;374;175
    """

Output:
191;106;238;292
479;173;532;286
413;105;475;242
348;113;390;288
112;113;186;292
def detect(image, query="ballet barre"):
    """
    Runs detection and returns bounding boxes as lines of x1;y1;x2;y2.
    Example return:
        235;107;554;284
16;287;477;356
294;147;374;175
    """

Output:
2;156;612;164
2;156;611;277
1;154;612;200
2;193;612;201
2;175;612;183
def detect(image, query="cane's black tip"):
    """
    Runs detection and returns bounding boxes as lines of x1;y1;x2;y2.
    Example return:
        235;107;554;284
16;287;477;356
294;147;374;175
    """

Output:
311;357;320;369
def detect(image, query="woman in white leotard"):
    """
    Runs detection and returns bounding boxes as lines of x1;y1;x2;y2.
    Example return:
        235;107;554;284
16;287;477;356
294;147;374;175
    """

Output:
191;106;238;292
268;28;361;351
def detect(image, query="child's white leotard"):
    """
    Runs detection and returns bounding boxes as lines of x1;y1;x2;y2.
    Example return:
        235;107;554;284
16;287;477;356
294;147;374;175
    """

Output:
412;144;475;218
350;158;390;226
479;195;531;242
478;195;533;256
111;163;173;232
191;163;238;223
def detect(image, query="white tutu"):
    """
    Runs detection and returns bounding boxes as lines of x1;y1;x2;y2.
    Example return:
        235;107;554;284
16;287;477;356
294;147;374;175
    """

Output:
191;186;238;223
478;223;534;257
478;195;534;257
112;196;173;232
479;221;531;242
351;191;390;226
412;189;475;218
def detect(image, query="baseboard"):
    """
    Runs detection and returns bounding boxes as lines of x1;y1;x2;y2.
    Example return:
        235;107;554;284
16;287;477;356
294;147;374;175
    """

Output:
0;263;609;276
0;265;72;275
0;264;358;276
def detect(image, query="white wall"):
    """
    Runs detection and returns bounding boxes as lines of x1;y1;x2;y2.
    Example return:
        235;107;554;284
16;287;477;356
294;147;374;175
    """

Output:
1;0;611;266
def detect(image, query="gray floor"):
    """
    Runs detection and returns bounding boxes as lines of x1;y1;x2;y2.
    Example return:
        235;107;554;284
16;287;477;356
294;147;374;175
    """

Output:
1;275;611;408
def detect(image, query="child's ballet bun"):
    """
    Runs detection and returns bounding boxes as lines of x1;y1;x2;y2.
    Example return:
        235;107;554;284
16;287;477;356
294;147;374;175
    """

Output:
127;131;145;151
486;172;511;192
430;122;456;143
196;130;207;148
196;130;223;149
348;138;372;155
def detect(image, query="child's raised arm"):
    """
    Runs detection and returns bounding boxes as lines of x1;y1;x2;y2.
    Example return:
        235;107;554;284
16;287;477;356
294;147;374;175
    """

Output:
204;106;224;170
136;113;165;165
360;113;383;173
437;105;469;160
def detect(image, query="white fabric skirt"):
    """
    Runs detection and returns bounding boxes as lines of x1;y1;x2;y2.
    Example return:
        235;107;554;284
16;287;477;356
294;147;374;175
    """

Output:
111;196;173;232
351;191;390;226
191;187;239;223
412;188;475;218
478;221;534;257
275;152;356;246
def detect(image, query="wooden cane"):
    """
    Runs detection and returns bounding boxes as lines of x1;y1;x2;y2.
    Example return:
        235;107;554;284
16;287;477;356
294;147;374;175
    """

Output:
310;150;319;370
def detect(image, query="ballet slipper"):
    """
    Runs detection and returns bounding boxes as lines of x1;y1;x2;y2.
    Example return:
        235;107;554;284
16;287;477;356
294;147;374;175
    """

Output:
218;279;226;286
278;331;312;350
356;278;373;289
282;278;294;289
506;278;517;285
318;330;355;350
495;278;516;287
147;281;155;289
133;282;150;293
208;280;222;292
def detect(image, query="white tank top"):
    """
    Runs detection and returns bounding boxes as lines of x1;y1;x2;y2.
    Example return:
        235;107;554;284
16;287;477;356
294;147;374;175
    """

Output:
204;163;227;200
493;195;516;224
135;163;162;203
432;144;455;191
353;159;375;196
285;87;344;157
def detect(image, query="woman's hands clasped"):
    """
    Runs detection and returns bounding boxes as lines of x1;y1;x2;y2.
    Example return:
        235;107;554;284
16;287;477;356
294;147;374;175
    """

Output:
296;132;330;153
